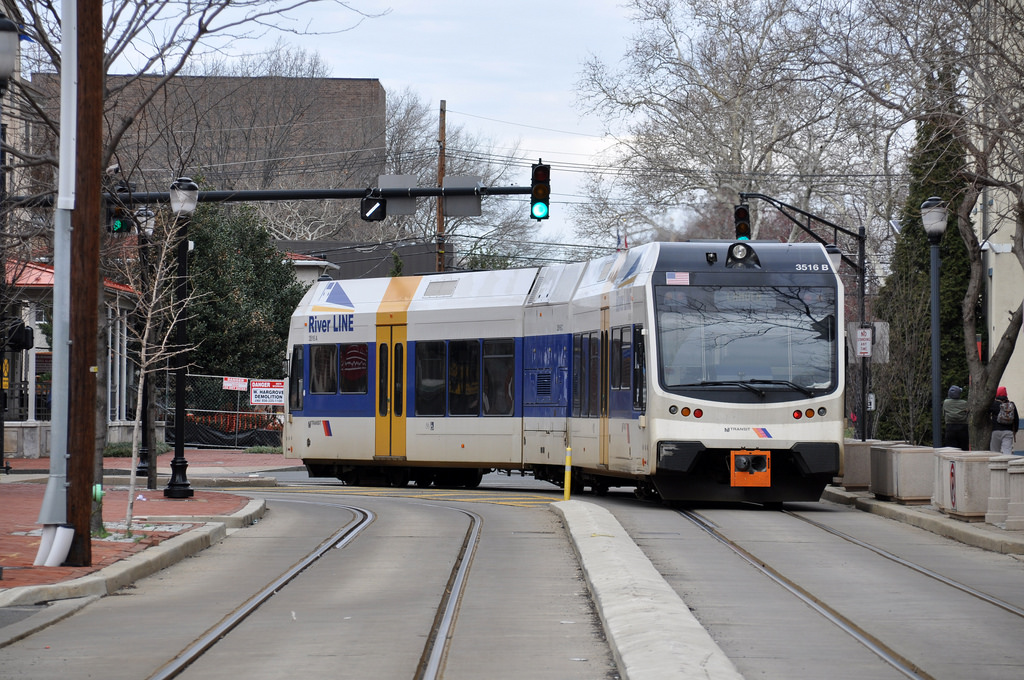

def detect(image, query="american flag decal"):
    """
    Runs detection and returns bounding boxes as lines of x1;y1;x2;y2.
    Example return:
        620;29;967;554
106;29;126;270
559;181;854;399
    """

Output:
666;272;690;285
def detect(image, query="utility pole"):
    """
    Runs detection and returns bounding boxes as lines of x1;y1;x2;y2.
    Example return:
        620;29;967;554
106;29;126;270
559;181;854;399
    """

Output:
65;0;102;567
435;100;446;273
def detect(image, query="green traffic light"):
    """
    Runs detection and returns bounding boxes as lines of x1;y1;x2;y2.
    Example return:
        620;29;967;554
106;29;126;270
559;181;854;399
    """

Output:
531;202;549;220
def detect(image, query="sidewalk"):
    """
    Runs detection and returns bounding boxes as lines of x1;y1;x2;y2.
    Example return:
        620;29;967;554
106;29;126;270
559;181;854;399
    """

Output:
0;449;298;608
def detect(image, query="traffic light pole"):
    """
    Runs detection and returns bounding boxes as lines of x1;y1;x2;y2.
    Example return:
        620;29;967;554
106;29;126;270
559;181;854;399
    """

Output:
740;192;869;441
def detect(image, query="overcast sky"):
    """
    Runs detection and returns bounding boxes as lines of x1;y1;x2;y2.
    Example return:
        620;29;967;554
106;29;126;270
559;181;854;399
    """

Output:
261;0;637;244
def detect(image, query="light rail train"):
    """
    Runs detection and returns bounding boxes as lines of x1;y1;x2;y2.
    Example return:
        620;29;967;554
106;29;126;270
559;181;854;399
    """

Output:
282;240;844;502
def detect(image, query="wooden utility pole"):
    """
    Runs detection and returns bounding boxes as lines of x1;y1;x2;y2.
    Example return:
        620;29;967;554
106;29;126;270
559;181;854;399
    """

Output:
65;0;103;566
435;100;446;273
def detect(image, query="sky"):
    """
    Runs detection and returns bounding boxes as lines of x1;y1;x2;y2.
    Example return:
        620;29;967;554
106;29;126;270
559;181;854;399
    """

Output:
252;0;637;244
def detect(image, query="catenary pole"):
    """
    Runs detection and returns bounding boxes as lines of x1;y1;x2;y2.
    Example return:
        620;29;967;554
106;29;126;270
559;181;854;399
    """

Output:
436;100;446;272
34;0;76;552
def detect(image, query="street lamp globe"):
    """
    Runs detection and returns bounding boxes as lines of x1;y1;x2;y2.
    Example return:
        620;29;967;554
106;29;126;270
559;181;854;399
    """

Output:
921;196;948;244
169;177;199;215
0;14;18;94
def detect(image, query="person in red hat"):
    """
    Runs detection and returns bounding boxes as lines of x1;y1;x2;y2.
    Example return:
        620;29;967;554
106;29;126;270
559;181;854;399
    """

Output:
989;386;1019;455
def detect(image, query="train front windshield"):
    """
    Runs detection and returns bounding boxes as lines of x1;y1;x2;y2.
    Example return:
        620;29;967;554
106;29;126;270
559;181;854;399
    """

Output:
656;285;837;397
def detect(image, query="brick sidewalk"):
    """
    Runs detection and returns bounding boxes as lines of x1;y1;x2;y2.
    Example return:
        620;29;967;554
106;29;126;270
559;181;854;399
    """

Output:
1;450;289;591
0;485;248;589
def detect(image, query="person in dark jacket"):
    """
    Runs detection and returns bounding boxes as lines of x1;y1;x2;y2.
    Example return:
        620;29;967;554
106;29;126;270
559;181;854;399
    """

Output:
942;385;969;450
989;386;1020;455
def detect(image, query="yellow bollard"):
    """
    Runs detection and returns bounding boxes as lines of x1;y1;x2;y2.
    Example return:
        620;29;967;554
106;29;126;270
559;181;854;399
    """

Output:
563;447;572;501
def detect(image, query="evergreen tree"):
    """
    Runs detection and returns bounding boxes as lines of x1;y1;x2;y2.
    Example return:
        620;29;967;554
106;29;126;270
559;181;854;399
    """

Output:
187;204;306;378
873;73;971;444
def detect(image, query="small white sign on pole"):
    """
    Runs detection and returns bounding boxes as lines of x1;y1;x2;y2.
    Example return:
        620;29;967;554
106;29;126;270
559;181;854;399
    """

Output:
250;379;285;405
222;376;249;392
855;327;873;358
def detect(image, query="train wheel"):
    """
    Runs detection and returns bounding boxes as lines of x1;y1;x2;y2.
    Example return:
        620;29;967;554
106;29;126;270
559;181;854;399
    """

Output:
338;469;360;486
462;468;484;489
594;482;609;496
388;468;411;488
412;470;435;488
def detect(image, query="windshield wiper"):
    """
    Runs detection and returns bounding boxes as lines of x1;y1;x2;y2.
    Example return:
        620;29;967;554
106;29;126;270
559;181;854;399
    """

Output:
747;379;814;397
678;380;767;397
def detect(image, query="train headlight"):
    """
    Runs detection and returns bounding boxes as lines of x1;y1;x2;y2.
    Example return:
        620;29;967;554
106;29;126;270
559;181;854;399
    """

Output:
669;405;678;414
726;242;762;269
818;407;827;416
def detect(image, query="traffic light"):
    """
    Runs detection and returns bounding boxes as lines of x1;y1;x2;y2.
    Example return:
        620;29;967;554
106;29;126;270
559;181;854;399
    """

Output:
360;196;386;221
530;162;551;220
2;318;34;352
109;206;133;234
734;204;751;240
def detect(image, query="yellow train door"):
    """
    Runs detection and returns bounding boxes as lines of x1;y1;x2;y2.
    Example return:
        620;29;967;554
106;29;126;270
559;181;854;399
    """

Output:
374;324;408;459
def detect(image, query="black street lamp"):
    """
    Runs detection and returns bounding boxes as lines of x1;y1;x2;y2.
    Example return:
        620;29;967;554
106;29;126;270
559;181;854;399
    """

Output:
922;196;948;448
164;177;198;498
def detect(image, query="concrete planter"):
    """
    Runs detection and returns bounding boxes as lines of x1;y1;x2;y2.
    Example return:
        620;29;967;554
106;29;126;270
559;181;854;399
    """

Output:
870;444;935;504
933;450;994;521
840;439;882;490
1005;458;1024;531
985;455;1017;525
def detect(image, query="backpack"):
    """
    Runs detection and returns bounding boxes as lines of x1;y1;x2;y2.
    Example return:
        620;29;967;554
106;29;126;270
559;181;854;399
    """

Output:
997;400;1016;426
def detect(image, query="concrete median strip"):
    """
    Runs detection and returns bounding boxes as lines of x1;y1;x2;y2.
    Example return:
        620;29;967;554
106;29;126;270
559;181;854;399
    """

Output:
552;500;744;680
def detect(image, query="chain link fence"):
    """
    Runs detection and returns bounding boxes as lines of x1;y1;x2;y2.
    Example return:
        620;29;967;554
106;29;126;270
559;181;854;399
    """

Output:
160;373;284;449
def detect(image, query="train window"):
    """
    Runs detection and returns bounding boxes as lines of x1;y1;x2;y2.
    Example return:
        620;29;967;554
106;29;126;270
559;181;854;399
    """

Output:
393;343;404;416
378;343;389;416
339;343;368;394
415;341;446;416
482;339;515;416
572;334;583;417
448;340;480;416
288;345;303;411
610;328;623;390
309;344;338;394
587;332;601;417
620;328;632;390
632;325;646;412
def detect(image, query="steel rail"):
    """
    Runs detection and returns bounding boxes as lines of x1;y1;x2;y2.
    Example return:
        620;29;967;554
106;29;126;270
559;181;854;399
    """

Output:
678;509;933;680
783;509;1024;619
147;501;375;680
415;505;483;680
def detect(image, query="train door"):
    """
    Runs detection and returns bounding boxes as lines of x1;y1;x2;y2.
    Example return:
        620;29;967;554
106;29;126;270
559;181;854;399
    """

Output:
374;324;408;458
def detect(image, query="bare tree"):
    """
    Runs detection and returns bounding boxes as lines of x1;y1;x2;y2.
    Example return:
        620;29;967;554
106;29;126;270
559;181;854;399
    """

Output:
105;210;204;535
809;0;1024;449
575;0;902;253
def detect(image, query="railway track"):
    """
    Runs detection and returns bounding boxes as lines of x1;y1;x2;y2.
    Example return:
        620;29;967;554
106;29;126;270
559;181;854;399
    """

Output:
677;506;1024;680
150;498;481;680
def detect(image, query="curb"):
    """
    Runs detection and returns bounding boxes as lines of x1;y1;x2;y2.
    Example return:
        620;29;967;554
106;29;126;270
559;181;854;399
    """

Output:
552;500;744;680
821;487;1024;555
